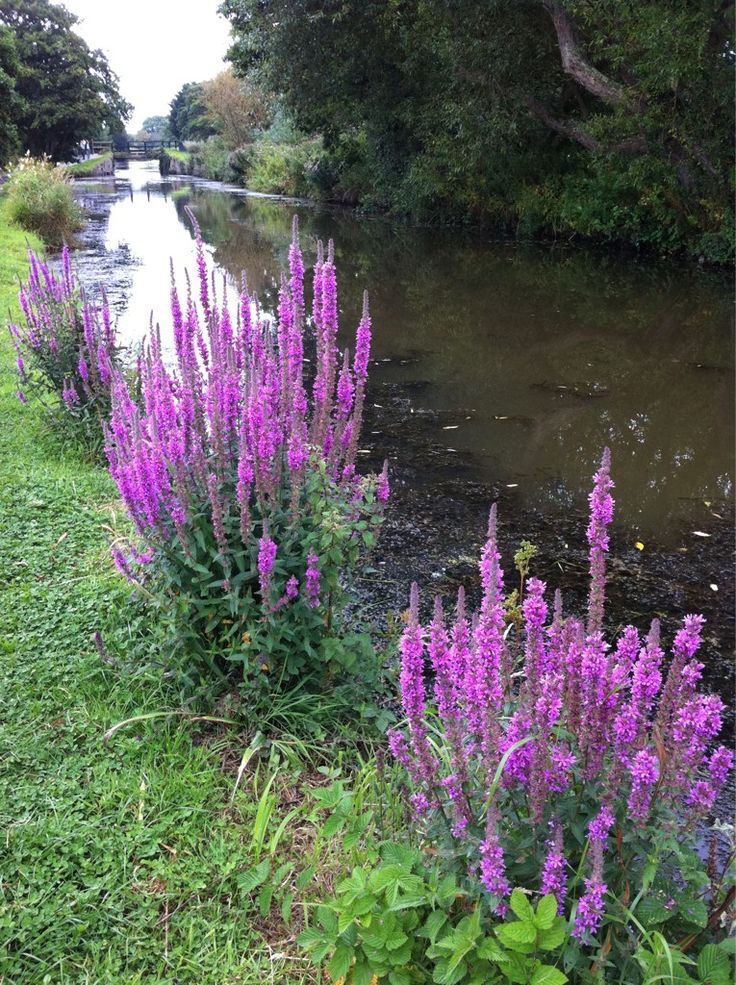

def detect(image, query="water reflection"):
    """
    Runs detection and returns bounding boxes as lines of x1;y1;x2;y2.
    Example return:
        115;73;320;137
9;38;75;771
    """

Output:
75;162;734;540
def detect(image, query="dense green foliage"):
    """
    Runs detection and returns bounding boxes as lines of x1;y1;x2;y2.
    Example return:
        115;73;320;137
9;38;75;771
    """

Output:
0;25;21;163
221;0;734;258
2;155;83;244
0;0;131;161
169;81;217;142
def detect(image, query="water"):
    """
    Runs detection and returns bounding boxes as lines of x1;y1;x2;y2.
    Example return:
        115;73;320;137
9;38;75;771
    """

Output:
73;161;734;545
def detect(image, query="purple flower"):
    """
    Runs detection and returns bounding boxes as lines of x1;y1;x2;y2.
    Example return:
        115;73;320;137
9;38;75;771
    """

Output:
586;448;614;634
541;823;567;913
572;877;607;940
305;550;321;608
628;749;659;821
258;531;277;600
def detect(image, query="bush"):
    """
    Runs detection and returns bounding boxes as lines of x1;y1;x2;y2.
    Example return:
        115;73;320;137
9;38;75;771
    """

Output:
106;214;389;700
188;136;231;182
9;246;122;449
372;448;733;982
3;155;84;246
229;139;318;197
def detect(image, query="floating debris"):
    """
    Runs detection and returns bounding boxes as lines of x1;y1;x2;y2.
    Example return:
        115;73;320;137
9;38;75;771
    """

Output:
635;541;645;551
692;531;711;538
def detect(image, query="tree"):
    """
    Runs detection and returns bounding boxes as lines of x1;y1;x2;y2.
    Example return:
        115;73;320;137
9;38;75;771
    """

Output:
0;24;21;164
0;0;132;160
201;68;271;148
137;115;171;141
220;0;734;257
168;82;216;142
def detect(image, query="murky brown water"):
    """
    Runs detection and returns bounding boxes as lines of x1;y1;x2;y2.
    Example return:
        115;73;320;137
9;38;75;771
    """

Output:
73;161;733;544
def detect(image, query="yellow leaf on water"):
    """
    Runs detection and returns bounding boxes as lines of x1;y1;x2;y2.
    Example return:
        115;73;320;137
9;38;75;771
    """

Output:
635;541;644;551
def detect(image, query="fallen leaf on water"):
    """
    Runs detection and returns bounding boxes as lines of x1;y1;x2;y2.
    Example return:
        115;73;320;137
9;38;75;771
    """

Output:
494;415;509;420
710;584;718;592
635;541;644;551
692;530;711;538
704;500;712;507
442;425;459;430
506;483;518;488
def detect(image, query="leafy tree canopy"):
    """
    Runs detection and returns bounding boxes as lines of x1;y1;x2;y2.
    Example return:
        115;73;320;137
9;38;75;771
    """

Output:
220;0;734;257
169;82;217;142
138;115;171;140
0;0;132;161
0;24;21;164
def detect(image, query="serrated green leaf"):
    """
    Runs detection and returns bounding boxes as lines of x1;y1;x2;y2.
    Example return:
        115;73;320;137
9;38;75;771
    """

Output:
433;957;468;985
698;943;731;985
329;942;354;980
237;858;271;894
296;865;316;891
535;895;558;930
496;920;537;949
351;960;377;985
510;888;535;924
679;899;708;929
530;964;568;985
418;910;449;942
536;918;567;952
476;937;506;961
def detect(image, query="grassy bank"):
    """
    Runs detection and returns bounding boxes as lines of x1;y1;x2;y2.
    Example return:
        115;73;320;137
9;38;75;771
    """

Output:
66;152;114;177
0;214;321;983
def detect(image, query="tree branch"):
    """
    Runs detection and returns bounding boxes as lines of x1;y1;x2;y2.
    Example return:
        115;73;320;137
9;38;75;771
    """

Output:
523;95;600;151
541;0;631;108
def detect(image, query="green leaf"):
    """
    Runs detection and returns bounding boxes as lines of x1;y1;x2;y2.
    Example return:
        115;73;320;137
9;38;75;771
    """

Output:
698;943;731;985
329;942;354;980
510;888;535;924
496;921;537;949
679;899;708;929
476;937;506;961
389;971;413;985
433;957;468;985
530;964;568;985
237;858;271;894
351;961;377;985
258;882;273;917
536;918;567;952
297;866;316;891
637;896;675;926
535;895;558;930
418;910;449;942
280;892;293;926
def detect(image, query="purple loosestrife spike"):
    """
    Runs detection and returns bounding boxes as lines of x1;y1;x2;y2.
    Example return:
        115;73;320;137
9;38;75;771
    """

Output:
336;349;353;420
289;215;305;320
541;822;568;913
305;550;321;608
258;530;277;601
399;583;437;792
572;876;607;941
628;748;659;821
479;806;510;913
586;448;614;634
657;614;705;735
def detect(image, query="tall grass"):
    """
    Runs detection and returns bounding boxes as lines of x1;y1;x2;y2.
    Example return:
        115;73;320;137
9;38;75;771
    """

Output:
3;155;84;247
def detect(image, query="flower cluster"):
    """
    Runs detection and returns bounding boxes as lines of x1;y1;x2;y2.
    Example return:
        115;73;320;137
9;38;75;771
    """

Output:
106;213;388;688
389;449;731;940
9;247;119;433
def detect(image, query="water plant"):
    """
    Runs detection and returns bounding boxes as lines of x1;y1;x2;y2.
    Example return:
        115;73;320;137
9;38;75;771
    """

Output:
105;214;388;697
9;245;120;445
377;449;734;982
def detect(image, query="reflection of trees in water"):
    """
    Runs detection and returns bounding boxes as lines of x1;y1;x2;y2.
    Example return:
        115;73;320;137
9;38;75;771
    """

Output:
166;186;732;528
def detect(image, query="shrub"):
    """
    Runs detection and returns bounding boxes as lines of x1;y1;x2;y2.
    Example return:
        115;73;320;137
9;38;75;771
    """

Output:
229;139;318;197
106;214;389;699
377;449;733;982
9;246;121;447
188;136;231;182
3;155;83;246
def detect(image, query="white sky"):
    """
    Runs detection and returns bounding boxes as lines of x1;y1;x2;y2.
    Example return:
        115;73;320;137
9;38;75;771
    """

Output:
62;0;231;131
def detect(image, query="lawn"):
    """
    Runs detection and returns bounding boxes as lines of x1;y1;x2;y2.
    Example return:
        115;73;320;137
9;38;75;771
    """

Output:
0;210;325;984
66;153;114;177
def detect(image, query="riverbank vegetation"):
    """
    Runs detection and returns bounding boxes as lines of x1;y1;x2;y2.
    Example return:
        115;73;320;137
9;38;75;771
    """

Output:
212;0;734;260
2;154;83;245
3;210;733;982
66;151;114;177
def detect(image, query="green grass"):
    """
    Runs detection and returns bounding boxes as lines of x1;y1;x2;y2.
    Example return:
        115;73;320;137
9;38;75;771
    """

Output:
0;210;329;983
66;153;113;177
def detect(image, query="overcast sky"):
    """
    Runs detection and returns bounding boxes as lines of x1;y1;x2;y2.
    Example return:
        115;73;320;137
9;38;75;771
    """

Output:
62;0;232;130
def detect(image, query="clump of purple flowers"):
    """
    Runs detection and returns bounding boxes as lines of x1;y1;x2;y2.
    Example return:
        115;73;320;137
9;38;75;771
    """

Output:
389;449;732;944
105;214;388;690
9;246;119;439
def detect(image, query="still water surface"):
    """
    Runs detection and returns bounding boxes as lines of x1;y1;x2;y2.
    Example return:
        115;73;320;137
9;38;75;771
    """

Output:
74;162;734;543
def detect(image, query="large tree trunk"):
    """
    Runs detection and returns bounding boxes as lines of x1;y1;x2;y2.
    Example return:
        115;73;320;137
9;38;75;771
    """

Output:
541;0;632;108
